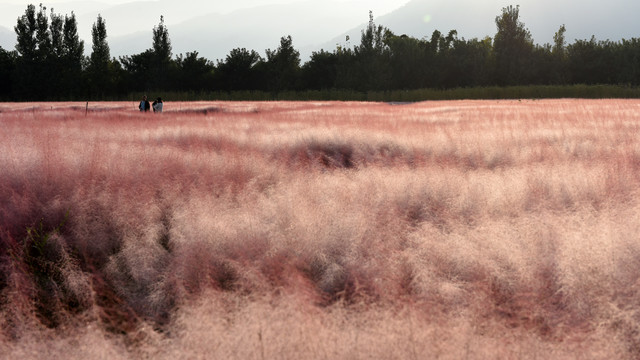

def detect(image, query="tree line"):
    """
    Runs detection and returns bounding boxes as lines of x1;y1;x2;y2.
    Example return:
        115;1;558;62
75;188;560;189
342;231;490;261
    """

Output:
0;4;639;101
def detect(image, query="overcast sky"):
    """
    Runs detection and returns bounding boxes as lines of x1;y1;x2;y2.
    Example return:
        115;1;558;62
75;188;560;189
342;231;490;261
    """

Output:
0;0;402;15
0;0;410;58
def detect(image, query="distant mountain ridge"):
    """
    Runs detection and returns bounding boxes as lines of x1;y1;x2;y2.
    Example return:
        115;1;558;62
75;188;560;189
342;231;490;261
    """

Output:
0;24;14;55
109;1;368;62
0;0;383;60
322;0;640;54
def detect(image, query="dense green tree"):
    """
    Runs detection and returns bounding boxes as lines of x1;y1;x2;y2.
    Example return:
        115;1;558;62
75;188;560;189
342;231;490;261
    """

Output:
300;49;339;90
0;47;16;99
434;30;460;88
4;4;640;100
13;4;85;99
567;37;620;84
120;49;153;92
357;11;388;56
87;14;118;98
423;30;445;88
59;12;84;98
529;44;556;85
445;35;493;88
264;35;301;92
553;25;566;58
386;34;428;89
214;48;263;91
150;15;173;90
550;25;568;84
50;10;64;58
152;16;171;61
332;46;357;90
174;51;215;91
353;11;392;90
493;5;534;85
46;9;66;97
13;4;50;99
120;16;174;92
14;4;37;61
13;4;37;99
619;38;640;85
62;13;83;65
34;4;51;62
89;15;109;66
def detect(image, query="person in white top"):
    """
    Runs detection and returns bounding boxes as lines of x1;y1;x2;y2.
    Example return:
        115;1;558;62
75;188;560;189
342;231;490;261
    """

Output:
152;97;163;113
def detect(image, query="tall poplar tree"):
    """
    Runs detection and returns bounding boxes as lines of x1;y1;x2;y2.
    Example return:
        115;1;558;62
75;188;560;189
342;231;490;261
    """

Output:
87;14;114;98
13;4;39;99
63;13;84;64
551;24;568;84
152;15;171;62
90;14;110;67
150;15;172;90
34;4;51;62
0;47;15;99
61;12;84;97
50;10;64;58
493;5;534;85
47;9;65;97
353;11;391;91
14;4;37;61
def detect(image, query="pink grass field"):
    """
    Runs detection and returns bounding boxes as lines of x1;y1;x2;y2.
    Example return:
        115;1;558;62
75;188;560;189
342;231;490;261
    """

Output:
2;99;640;358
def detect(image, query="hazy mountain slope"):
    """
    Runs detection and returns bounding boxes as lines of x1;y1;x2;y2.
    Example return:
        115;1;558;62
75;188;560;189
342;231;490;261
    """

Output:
109;1;377;61
0;2;106;35
0;1;110;52
323;0;640;52
0;25;12;51
75;0;203;39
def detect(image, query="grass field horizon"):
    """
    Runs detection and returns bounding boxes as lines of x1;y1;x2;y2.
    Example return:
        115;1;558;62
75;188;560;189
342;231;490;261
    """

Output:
2;99;640;358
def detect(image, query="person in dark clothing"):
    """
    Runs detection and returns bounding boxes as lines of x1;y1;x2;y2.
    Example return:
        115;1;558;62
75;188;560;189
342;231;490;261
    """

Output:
139;95;150;112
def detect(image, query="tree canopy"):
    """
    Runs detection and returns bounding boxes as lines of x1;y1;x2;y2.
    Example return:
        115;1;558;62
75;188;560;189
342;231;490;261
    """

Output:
1;4;639;100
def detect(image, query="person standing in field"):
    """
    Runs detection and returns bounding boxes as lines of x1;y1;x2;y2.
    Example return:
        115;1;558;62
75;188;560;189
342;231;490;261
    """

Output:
153;97;163;113
139;95;150;112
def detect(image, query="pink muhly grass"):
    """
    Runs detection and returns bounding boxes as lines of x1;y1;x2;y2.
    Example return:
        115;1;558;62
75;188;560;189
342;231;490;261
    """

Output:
1;100;640;358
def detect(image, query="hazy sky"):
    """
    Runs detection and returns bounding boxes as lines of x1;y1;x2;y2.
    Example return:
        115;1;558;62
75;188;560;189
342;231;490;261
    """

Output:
0;0;408;58
1;0;639;61
0;0;404;38
0;0;402;15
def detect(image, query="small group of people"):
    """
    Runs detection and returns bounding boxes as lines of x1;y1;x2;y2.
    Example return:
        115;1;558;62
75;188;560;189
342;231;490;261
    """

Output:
139;95;163;113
